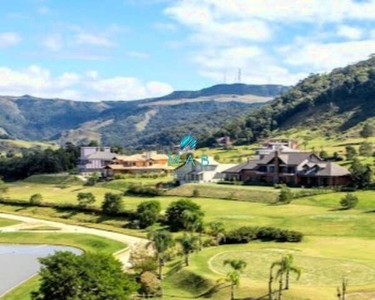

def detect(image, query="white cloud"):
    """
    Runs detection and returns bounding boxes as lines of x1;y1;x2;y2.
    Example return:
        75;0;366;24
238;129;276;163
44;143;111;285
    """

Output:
167;0;375;24
73;33;114;48
336;25;363;40
0;32;21;48
153;22;178;32
165;2;271;44
124;51;150;59
283;40;375;71
0;65;173;101
43;36;62;51
193;46;307;85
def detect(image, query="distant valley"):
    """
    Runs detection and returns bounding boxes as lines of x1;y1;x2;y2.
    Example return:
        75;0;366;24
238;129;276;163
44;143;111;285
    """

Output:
0;84;288;150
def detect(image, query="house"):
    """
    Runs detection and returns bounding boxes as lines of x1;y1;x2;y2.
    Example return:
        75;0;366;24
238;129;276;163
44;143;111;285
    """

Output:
102;151;172;177
78;147;117;175
215;136;232;148
223;151;351;187
257;139;300;158
175;157;236;184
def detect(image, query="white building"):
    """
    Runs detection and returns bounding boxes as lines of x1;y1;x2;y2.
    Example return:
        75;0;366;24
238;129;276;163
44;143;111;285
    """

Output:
174;157;236;185
78;147;117;175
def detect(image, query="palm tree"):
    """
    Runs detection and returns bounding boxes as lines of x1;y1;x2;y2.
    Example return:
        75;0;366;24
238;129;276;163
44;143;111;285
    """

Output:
268;264;275;300
223;259;247;300
176;233;199;266
182;210;205;251
147;230;175;279
272;254;301;300
207;221;226;245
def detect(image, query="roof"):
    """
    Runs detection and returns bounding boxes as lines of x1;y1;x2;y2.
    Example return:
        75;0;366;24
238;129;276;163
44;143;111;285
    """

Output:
115;152;168;162
259;152;321;165
105;164;173;170
86;151;117;160
223;159;260;173
300;162;350;177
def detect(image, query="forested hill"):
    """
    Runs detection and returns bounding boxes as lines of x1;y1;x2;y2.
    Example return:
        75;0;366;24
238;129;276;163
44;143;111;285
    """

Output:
0;83;287;149
214;57;375;144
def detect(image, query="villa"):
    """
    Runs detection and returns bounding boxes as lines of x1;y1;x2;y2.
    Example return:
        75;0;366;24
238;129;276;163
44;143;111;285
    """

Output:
223;151;352;187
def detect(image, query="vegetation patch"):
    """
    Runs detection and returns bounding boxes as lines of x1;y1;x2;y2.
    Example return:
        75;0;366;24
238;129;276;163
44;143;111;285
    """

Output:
166;184;278;203
210;250;375;286
24;174;84;185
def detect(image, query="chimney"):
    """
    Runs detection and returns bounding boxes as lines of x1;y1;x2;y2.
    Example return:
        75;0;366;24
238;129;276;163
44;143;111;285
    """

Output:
274;150;280;184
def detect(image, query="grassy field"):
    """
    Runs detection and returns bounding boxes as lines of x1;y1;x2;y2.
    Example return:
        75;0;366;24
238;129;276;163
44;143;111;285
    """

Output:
0;232;127;300
0;218;20;228
2;178;375;299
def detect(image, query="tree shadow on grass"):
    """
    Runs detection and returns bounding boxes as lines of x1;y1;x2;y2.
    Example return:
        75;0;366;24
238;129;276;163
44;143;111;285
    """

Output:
329;207;350;211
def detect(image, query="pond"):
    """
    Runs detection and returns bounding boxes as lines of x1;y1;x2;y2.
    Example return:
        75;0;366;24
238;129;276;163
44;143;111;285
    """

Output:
0;244;82;297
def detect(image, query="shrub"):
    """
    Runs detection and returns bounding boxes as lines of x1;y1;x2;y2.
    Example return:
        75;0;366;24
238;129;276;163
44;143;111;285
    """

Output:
279;186;293;204
85;172;100;186
223;226;303;244
126;185;163;196
192;189;200;197
77;192;96;208
101;193;124;215
165;199;204;232
137;200;161;229
139;271;161;296
340;193;359;209
30;194;43;205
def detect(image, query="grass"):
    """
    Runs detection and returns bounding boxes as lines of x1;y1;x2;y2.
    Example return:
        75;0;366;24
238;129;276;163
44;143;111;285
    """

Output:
0;217;20;228
166;183;279;202
3;179;375;299
0;231;127;300
24;174;84;185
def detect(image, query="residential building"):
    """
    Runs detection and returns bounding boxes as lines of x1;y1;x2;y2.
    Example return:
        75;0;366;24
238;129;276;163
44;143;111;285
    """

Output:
78;147;117;175
103;151;172;177
175;157;236;184
223;151;351;187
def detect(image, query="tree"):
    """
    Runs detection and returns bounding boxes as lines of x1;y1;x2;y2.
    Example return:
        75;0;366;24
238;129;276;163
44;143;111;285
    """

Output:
319;150;329;160
359;142;373;157
337;277;348;300
345;146;357;161
129;243;157;274
278;186;293;204
139;271;161;297
272;254;301;300
86;172;100;186
137;200;161;229
350;159;372;188
32;251;138;300
360;123;375;138
147;230;175;280
77;192;96;208
101;193;124;215
207;221;226;245
165;199;204;232
223;259;247;300
176;233;199;266
340;193;358;209
30;194;43;205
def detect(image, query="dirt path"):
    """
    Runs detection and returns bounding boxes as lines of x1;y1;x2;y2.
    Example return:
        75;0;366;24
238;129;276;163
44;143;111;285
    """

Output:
0;213;148;268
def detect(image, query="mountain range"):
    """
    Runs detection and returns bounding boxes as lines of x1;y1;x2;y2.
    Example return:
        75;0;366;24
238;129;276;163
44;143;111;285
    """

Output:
0;84;288;150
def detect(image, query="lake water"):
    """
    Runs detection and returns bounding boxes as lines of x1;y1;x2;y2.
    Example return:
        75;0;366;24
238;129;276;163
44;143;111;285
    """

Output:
0;244;82;297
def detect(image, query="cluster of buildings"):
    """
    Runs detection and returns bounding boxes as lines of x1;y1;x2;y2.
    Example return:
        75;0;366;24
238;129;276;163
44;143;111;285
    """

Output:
78;139;352;187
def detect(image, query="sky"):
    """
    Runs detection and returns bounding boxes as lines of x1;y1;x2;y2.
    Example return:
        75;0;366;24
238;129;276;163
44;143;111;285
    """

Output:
2;0;375;101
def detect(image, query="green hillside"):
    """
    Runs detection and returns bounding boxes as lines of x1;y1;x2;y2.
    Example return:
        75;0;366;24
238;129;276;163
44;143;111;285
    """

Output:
214;57;375;144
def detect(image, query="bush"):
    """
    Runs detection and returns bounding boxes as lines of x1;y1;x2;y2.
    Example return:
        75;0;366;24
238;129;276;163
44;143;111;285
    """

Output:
101;193;124;215
126;185;163;196
340;193;358;209
30;194;43;205
85;172;100;186
192;189;200;197
223;226;303;244
165;199;204;232
137;200;161;229
139;272;161;297
77;192;96;208
278;186;293;204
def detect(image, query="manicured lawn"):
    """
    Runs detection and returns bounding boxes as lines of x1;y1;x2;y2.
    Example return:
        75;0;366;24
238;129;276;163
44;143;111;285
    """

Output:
163;236;375;300
0;218;20;228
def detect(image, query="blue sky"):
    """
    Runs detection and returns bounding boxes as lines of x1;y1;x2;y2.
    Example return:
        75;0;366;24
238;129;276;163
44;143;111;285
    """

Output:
2;0;375;101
